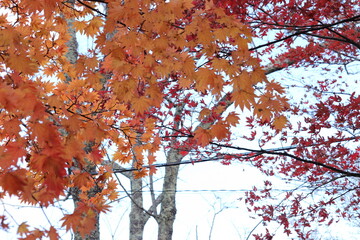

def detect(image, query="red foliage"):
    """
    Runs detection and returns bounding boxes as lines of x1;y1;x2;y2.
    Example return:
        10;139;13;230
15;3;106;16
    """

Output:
209;0;360;238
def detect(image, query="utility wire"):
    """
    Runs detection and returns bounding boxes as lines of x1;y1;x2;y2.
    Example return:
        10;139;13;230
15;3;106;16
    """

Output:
111;145;300;173
115;188;317;194
112;156;223;173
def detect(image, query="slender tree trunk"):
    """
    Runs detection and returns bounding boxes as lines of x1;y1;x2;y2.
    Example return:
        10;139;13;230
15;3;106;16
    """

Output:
155;102;186;240
129;175;147;240
157;148;182;240
126;147;183;240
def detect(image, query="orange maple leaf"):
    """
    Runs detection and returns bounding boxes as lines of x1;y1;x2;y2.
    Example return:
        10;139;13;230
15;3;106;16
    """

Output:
48;226;59;240
226;112;240;126
134;168;148;179
85;17;104;37
266;80;286;94
61;212;82;232
1;170;26;196
210;123;229;140
72;172;93;188
194;127;212;147
273;115;288;130
132;97;151;114
17;222;29;236
7;54;38;74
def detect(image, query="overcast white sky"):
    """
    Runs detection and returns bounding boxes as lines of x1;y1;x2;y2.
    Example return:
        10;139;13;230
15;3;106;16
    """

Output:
3;158;360;239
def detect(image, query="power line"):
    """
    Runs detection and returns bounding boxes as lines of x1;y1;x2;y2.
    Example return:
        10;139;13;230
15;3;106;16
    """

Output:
111;145;299;173
112;157;224;173
116;188;301;194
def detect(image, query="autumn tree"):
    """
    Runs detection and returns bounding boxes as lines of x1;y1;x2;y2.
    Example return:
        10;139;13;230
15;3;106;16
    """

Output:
209;0;360;239
0;0;285;239
0;0;359;240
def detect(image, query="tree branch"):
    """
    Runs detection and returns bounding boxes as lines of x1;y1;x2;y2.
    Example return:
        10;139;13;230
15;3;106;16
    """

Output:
114;173;158;219
144;193;163;222
76;0;106;17
211;142;360;178
249;15;360;51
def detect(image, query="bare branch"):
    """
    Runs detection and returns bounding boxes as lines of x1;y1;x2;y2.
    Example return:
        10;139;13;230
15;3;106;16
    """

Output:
113;173;158;219
249;14;360;51
76;0;106;17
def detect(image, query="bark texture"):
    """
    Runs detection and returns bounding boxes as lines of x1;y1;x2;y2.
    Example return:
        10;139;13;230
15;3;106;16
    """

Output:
157;148;183;240
129;175;147;240
72;186;101;240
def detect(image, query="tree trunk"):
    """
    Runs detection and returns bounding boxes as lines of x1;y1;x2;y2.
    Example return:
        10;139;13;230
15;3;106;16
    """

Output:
74;215;100;240
70;185;101;240
129;175;147;240
157;148;183;240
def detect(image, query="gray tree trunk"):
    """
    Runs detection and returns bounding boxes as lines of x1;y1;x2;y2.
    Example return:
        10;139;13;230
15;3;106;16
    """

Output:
129;175;147;240
71;185;101;240
157;148;182;240
156;102;186;240
125;103;186;240
125;146;183;240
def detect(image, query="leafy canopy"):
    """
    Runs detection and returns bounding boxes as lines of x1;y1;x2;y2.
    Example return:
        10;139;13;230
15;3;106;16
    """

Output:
0;0;288;237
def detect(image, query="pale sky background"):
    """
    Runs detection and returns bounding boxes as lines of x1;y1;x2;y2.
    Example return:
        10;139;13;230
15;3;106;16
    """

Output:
3;158;360;239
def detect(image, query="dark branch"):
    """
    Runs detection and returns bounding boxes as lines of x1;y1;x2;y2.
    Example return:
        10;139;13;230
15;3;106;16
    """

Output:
249;14;360;51
211;142;360;178
76;0;106;16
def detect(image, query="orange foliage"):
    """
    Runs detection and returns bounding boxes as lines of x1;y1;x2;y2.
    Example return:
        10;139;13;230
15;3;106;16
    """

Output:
0;0;289;237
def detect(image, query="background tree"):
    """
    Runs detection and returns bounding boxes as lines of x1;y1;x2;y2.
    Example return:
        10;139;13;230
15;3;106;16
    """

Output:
210;0;360;238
